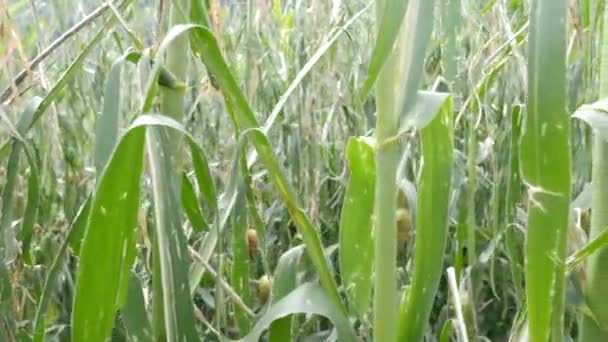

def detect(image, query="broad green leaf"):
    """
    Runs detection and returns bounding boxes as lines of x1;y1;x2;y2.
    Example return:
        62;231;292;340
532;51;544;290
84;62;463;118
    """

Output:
73;114;208;342
339;137;375;316
237;283;356;342
398;96;454;342
72;126;145;342
269;245;304;341
522;1;570;340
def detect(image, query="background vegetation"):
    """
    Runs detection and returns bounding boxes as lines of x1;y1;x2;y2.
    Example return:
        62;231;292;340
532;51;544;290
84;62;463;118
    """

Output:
1;0;607;341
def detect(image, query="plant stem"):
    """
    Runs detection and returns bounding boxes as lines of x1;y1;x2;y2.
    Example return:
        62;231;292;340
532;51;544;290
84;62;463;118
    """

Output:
580;3;608;339
371;0;406;339
522;1;570;340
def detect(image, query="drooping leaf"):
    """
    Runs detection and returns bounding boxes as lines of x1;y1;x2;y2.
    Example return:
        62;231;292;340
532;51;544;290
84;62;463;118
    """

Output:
186;22;345;313
237;283;356;342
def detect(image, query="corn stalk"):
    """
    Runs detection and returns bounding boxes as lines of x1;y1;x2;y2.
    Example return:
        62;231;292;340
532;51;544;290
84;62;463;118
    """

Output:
522;1;570;341
580;2;608;340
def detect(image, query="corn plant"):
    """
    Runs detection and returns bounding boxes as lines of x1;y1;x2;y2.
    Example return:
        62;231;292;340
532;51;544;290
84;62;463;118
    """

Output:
4;0;608;341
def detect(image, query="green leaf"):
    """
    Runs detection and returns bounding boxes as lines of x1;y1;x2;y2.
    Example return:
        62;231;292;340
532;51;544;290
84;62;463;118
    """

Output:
360;0;409;100
73;114;207;342
72;124;145;342
339;137;375;316
371;0;437;340
572;100;608;139
231;177;251;335
181;173;209;233
567;226;608;272
147;126;200;342
94;54;126;175
190;141;217;214
34;196;91;337
398;96;454;342
186;22;345;313
18;145;40;264
402;91;450;131
0;97;42;260
505;105;524;301
237;283;356;342
439;319;453;342
269;245;304;341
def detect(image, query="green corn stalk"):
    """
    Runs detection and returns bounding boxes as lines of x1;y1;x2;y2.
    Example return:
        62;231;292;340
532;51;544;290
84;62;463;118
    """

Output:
370;1;435;341
580;2;608;340
522;1;571;341
370;6;406;342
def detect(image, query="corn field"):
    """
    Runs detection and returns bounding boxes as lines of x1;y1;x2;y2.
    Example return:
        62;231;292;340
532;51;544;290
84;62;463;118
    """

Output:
1;0;608;341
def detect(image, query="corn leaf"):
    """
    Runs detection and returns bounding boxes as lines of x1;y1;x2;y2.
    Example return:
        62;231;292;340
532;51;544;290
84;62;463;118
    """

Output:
237;282;356;342
398;96;454;342
269;245;304;341
186;22;345;313
339;136;375;316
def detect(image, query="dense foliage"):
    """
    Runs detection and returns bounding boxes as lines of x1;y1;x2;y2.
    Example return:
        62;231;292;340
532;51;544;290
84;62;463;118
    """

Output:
1;0;607;341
